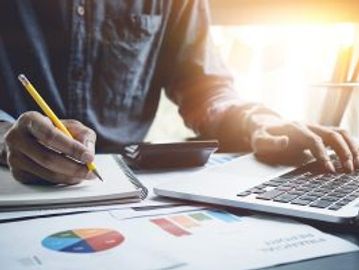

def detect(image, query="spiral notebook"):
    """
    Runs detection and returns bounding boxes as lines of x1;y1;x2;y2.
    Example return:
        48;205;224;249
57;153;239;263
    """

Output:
0;155;147;211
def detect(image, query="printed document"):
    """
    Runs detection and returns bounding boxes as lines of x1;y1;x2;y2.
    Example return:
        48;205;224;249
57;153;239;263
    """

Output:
0;206;357;270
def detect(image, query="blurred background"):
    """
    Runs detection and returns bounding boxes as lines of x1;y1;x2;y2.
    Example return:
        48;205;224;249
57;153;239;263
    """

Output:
146;0;359;142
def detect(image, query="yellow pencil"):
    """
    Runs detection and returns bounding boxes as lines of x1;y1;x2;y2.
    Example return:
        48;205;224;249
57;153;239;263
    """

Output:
17;74;103;182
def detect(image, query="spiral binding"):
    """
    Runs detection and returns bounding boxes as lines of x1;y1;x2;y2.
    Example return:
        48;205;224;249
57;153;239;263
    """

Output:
113;154;148;200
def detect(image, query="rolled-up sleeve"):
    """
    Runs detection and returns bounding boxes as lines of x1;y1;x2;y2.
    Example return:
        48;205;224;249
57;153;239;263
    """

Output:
160;0;257;150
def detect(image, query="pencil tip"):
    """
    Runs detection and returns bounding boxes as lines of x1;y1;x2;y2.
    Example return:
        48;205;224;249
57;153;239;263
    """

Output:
93;169;104;182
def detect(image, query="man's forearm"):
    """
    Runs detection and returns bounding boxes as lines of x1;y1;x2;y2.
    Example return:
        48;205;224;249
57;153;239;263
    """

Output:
167;78;281;151
215;104;281;151
0;122;13;166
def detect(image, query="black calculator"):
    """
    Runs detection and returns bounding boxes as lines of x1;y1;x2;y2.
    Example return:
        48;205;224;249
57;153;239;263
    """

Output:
123;140;219;170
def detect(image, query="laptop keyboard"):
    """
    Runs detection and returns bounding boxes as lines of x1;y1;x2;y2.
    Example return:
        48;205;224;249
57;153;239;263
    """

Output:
237;159;359;211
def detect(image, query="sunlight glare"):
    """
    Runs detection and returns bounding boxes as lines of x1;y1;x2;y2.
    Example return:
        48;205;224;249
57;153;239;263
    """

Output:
210;23;357;121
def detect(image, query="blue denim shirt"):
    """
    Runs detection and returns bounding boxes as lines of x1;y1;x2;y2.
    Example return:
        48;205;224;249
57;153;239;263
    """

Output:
0;0;243;152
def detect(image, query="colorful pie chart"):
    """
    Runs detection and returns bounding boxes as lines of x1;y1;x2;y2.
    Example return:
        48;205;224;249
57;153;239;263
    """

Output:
42;228;125;253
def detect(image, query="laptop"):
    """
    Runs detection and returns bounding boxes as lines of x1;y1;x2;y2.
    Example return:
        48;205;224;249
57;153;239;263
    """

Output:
154;154;359;224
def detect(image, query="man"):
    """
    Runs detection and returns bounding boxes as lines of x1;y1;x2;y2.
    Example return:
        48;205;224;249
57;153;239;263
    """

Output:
0;0;358;185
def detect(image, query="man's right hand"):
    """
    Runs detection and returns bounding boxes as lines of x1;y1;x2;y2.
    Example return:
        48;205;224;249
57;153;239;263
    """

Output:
1;111;97;185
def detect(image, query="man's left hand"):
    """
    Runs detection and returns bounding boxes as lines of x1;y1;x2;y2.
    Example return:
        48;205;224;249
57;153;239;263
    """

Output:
248;114;359;173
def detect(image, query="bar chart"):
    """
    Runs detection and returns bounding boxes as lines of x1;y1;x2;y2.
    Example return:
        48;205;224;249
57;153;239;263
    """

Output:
150;210;240;237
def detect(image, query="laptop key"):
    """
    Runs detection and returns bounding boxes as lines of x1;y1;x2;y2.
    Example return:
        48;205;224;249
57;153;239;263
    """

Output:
277;186;294;192
264;181;281;187
301;183;321;189
294;187;312;192
321;196;340;202
287;190;306;196
252;189;266;194
328;204;343;211
338;175;353;181
291;179;307;185
256;190;283;200
339;187;357;193
325;183;343;189
273;194;299;203
346;184;359;189
269;178;287;183
291;198;312;206
298;195;319;202
237;191;251;197
310;200;333;208
282;182;298;187
315;187;331;194
343;195;357;202
317;175;335;181
335;200;349;207
306;191;326;197
328;191;347;197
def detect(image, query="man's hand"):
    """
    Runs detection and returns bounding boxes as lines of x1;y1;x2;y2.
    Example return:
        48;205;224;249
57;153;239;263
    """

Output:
248;114;359;173
2;111;97;184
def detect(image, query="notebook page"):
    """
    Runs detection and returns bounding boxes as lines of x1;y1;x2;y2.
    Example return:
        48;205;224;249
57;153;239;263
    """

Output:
0;155;139;206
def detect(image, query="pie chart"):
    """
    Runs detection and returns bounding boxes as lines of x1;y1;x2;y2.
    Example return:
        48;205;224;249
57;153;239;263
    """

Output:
42;228;125;253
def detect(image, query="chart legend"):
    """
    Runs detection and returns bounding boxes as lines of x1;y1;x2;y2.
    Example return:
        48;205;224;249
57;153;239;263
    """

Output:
42;228;124;253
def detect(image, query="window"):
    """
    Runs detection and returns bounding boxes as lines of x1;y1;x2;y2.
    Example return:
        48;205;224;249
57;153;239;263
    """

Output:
146;2;359;142
210;23;358;122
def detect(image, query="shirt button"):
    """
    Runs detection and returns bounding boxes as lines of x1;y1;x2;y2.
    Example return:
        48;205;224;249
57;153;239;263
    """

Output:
77;5;85;16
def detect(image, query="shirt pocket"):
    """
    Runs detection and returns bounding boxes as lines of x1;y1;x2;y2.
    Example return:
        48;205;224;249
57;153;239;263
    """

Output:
93;14;161;122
